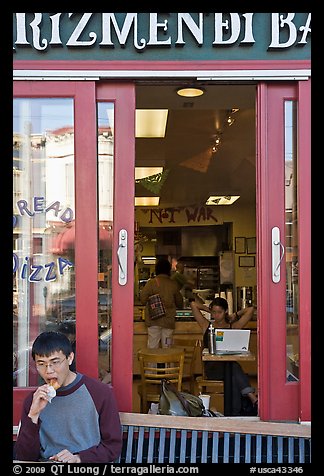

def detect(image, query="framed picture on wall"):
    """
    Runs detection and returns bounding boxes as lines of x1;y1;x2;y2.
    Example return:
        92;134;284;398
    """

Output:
246;237;256;254
235;237;246;254
239;256;255;267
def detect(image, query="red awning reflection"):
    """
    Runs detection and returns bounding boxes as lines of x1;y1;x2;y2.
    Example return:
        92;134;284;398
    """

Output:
50;221;113;254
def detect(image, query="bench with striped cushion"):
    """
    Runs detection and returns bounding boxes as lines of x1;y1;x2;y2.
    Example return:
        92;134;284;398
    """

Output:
117;413;311;464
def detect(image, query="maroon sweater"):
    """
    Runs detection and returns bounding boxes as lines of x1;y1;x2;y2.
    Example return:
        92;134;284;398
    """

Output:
15;373;123;463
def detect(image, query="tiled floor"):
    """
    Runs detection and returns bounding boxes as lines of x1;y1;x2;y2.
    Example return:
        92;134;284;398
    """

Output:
132;375;258;415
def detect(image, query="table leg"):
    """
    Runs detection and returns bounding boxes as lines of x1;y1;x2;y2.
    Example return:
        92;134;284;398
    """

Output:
223;362;233;416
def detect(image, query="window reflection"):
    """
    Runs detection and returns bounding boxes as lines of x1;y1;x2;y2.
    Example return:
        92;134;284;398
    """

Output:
284;100;299;382
13;98;75;387
97;102;114;383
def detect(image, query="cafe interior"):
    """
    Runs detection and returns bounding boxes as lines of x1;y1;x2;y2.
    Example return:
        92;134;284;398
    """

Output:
129;83;258;414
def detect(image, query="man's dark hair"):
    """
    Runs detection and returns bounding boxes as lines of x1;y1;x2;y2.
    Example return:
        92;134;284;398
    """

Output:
155;258;171;276
32;331;73;360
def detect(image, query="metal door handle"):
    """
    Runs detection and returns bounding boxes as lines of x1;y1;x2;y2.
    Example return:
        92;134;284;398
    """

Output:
117;229;127;285
271;226;285;283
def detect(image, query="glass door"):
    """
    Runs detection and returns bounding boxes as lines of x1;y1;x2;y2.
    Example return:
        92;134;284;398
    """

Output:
13;81;136;428
257;81;311;421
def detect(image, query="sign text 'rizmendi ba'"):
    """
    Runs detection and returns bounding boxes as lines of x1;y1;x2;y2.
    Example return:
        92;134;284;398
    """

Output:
13;13;311;52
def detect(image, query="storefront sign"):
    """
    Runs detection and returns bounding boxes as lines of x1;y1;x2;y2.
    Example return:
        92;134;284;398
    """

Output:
13;196;74;281
13;13;311;60
13;255;73;282
13;197;74;226
136;205;224;227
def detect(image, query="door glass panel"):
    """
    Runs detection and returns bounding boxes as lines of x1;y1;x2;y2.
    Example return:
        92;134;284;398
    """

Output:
285;100;299;381
97;102;114;383
13;98;75;387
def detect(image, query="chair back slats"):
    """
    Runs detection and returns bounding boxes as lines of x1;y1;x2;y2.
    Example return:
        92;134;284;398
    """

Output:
138;349;185;412
117;424;311;464
172;338;201;392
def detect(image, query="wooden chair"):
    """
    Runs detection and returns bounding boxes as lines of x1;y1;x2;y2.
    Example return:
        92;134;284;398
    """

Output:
195;344;224;412
137;348;185;413
172;337;200;393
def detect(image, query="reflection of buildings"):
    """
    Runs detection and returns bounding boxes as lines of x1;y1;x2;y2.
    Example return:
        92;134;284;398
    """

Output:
13;117;114;384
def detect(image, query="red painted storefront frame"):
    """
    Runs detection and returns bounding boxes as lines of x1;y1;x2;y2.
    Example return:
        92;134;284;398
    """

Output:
13;59;311;423
257;82;311;421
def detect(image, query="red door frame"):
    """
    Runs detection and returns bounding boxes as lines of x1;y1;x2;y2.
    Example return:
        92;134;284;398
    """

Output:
96;83;135;412
257;81;311;421
13;81;136;426
13;81;99;425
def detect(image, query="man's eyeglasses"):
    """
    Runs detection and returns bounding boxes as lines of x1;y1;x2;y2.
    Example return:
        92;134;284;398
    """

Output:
36;357;67;370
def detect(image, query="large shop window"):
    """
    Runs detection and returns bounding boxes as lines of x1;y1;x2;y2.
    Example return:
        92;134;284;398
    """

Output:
13;98;75;387
284;100;299;382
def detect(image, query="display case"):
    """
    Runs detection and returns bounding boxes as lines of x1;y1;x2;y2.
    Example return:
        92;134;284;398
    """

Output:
180;256;220;294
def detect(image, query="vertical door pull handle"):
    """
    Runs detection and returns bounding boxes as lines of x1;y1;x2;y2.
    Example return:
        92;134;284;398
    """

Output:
117;229;127;285
272;226;285;283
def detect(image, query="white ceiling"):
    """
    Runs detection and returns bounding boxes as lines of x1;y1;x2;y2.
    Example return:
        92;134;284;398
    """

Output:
135;83;257;208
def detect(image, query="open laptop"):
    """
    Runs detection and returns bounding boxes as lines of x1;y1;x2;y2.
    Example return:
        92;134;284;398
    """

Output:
214;329;251;354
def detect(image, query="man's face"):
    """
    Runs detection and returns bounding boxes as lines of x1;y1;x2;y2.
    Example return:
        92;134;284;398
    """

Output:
34;350;74;387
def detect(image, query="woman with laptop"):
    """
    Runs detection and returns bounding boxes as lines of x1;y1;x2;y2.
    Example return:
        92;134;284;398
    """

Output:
190;297;258;416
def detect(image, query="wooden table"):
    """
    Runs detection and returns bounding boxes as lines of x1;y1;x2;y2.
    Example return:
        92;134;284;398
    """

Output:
202;349;256;416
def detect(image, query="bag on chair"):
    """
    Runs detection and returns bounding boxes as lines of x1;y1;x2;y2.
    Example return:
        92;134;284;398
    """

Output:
159;379;204;417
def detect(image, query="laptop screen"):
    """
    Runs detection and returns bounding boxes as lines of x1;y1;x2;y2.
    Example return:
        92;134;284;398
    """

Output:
215;329;251;353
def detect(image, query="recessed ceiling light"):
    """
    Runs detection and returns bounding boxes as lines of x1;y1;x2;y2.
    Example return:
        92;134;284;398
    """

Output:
206;195;240;205
135;197;160;206
135;110;168;138
176;87;205;98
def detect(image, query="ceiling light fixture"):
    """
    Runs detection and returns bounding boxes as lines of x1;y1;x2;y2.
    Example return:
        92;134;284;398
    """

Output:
135;109;168;138
211;132;222;153
226;115;235;126
206;195;240;206
226;108;239;127
135;197;160;207
142;256;157;265
176;87;205;98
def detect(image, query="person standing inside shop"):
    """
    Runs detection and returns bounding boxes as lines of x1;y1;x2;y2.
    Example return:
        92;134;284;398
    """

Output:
15;331;122;463
190;297;258;416
140;257;184;348
171;261;195;303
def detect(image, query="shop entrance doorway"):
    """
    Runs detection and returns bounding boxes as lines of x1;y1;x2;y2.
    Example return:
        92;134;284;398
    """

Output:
133;83;258;414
